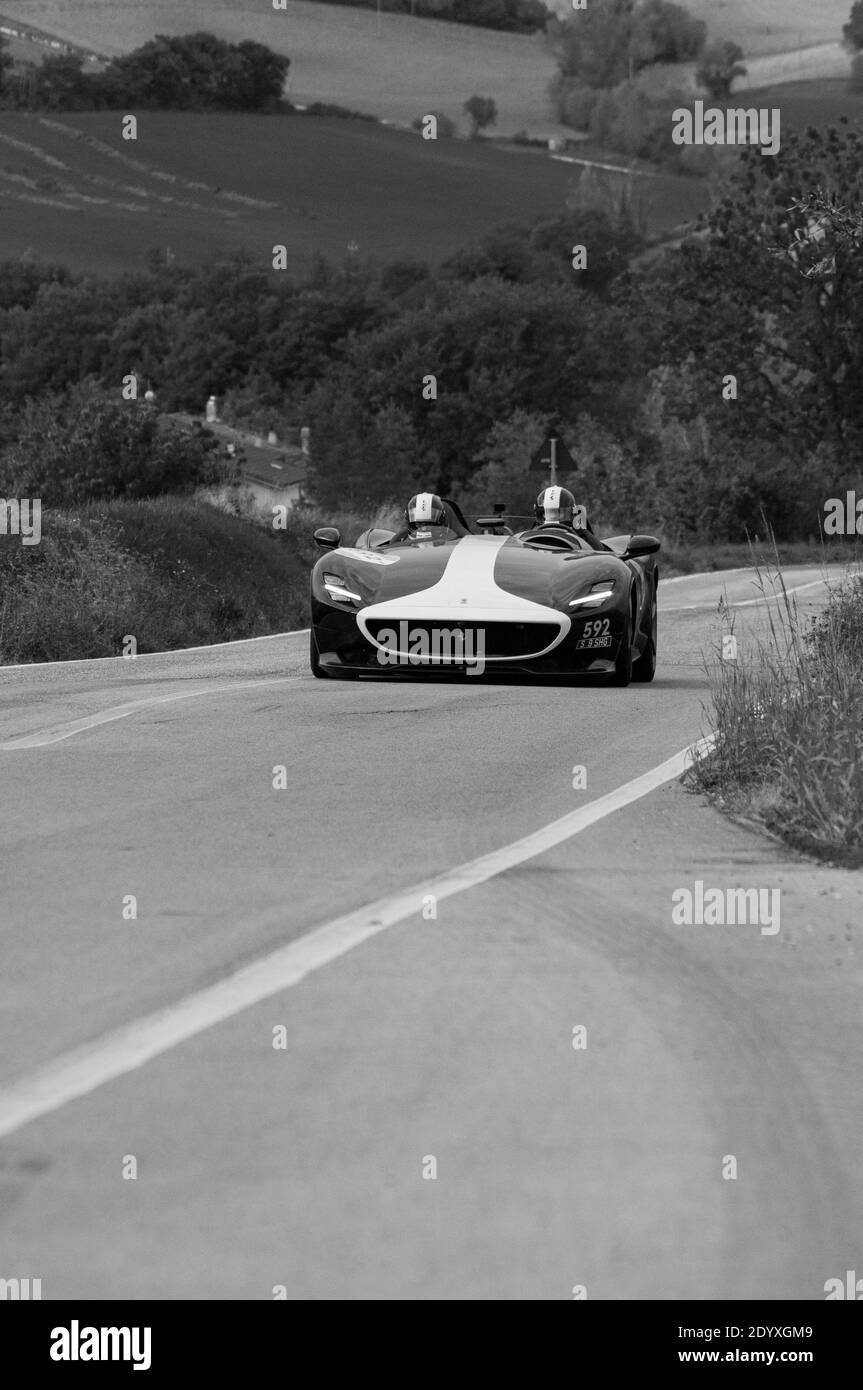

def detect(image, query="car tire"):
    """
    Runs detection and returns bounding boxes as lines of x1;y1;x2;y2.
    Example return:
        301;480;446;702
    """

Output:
610;605;633;687
632;598;657;683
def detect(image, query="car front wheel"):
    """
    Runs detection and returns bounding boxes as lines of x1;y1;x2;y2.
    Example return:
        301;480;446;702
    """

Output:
632;599;657;683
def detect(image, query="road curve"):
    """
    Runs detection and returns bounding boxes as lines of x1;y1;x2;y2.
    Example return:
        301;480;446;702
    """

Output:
0;565;860;1300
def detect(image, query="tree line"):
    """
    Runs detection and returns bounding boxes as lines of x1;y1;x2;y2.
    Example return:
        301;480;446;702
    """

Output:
0;32;290;112
1;120;861;541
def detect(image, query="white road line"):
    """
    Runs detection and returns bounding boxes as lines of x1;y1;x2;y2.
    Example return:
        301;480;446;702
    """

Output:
660;568;752;586
0;735;714;1139
663;578;833;613
0;627;309;673
0;677;304;750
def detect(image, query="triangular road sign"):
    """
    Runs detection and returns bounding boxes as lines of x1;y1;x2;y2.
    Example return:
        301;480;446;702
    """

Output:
530;431;575;474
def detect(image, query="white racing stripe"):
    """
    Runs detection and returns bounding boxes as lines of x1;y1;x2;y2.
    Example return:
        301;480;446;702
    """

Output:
359;535;569;651
0;677;303;750
0;735;714;1139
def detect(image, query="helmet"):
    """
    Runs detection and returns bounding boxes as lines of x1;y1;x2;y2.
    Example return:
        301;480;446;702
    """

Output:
406;493;447;527
535;486;577;527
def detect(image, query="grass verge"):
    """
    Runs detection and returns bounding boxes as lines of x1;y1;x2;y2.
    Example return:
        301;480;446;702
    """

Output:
0;496;314;662
688;558;863;867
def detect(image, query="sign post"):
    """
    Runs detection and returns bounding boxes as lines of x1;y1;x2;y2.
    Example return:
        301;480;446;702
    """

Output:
530;430;575;484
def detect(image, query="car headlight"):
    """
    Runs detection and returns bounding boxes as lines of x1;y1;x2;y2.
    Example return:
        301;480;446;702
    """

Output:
323;573;363;604
569;581;615;609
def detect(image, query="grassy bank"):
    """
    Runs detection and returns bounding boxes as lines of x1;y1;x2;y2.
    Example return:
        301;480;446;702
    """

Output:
689;563;863;867
661;537;863;578
0;496;315;662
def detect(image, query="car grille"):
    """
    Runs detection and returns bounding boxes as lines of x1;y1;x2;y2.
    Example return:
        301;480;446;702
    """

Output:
364;619;562;660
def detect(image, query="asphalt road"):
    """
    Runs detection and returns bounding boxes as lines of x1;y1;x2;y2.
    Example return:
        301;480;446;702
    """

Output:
0;565;861;1300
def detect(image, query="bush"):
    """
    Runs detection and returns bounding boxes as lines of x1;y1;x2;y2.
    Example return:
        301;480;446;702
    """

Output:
850;52;863;91
303;101;378;121
696;40;747;99
99;33;290;111
0;384;229;505
689;562;863;865
551;75;600;130
412;112;457;138
843;1;863;53
588;81;679;163
0;497;312;662
0;31;291;113
463;94;498;137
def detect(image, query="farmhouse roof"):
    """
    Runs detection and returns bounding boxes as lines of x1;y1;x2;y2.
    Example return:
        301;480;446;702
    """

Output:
168;413;308;487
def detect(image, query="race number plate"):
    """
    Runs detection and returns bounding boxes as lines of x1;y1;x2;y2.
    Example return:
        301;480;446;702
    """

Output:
576;618;612;650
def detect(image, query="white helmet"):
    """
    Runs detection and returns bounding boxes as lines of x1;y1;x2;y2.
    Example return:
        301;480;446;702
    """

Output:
406;493;447;526
535;486;577;526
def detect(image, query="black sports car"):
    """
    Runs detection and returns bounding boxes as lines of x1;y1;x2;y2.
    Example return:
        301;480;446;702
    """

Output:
309;500;659;685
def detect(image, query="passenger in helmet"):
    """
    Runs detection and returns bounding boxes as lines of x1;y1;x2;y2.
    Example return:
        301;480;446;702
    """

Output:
377;492;455;547
535;486;578;528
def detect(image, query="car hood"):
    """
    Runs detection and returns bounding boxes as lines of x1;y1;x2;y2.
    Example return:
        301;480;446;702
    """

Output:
321;534;618;615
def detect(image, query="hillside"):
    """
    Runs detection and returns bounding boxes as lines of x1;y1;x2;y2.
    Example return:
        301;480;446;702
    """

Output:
0;110;709;274
0;0;565;136
0;496;311;662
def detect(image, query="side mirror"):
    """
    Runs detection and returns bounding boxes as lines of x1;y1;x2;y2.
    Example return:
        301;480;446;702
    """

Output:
314;527;341;551
624;534;660;559
475;516;504;529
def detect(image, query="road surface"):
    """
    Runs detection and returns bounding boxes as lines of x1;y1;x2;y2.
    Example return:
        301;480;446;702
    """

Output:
0;565;860;1299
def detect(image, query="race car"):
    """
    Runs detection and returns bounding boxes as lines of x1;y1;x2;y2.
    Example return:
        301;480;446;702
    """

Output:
309;493;659;685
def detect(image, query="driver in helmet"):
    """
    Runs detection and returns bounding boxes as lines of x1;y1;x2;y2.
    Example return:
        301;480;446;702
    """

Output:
532;485;594;533
406;493;447;530
394;492;452;544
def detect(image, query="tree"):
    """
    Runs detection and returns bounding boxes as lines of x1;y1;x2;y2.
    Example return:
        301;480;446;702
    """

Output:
842;1;863;52
98;31;289;110
463;94;497;137
0;384;224;504
624;123;863;460
457;410;550;515
232;39;291;109
30;52;96;110
0;34;13;97
696;40;747;99
548;0;635;89
304;389;425;509
631;0;706;69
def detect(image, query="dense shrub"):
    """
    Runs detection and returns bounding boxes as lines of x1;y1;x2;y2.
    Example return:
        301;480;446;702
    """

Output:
1;32;290;112
0;498;311;662
0;385;229;505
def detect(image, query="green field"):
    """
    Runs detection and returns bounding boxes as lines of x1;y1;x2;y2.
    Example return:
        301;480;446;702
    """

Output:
0;0;565;136
0;110;709;275
671;0;848;56
747;79;863;131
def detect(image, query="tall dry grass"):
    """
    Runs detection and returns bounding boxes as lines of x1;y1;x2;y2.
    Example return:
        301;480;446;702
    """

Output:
690;552;863;865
